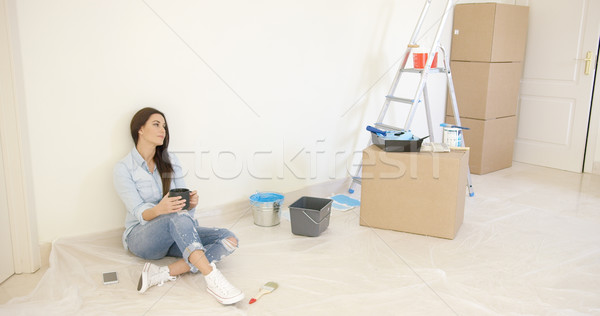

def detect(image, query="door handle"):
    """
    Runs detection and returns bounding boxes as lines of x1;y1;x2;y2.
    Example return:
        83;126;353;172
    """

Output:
584;51;593;75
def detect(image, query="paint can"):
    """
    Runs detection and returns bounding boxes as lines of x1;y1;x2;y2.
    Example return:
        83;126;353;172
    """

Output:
413;51;438;69
249;192;284;227
443;127;463;147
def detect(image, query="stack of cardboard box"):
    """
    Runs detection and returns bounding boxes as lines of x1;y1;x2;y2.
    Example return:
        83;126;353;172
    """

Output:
445;3;529;174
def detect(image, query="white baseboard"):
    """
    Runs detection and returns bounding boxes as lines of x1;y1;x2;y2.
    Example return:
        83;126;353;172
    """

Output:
593;161;600;176
33;179;353;272
39;242;52;268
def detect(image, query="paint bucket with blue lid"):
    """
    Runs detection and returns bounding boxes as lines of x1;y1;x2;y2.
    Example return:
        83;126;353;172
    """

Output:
249;192;284;227
441;123;469;147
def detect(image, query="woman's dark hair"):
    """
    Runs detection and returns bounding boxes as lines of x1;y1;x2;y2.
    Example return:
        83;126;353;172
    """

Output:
130;107;174;196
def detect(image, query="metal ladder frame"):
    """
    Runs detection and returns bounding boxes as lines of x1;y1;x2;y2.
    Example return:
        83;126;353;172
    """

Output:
349;0;474;197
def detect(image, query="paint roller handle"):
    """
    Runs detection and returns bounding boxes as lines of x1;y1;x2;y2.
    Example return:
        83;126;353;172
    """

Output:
366;126;386;136
440;123;470;130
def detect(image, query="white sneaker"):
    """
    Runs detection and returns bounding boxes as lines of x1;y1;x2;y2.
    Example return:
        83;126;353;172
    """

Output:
204;263;244;304
137;262;177;293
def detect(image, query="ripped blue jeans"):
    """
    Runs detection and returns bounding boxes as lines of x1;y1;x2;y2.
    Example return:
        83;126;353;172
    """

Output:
126;212;238;273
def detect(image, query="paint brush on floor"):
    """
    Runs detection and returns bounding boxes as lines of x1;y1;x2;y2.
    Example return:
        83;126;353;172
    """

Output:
249;281;278;304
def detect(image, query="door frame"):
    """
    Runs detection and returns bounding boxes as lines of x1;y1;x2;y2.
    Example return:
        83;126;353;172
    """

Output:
584;41;600;174
0;0;41;274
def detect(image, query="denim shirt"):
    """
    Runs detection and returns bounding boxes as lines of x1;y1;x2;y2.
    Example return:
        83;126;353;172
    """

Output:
113;146;194;250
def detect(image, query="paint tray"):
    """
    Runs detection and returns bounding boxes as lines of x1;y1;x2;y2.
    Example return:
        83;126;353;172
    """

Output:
371;133;427;152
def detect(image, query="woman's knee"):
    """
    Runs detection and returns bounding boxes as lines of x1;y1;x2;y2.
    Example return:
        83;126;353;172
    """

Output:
226;237;238;247
221;236;239;252
168;212;196;228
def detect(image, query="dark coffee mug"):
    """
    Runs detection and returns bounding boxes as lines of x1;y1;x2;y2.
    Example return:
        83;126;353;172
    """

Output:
169;188;190;210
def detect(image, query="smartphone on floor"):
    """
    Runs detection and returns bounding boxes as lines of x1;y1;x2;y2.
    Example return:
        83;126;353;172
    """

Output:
103;271;118;285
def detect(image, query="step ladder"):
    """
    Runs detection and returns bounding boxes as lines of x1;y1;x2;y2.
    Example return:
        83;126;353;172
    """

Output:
348;0;474;197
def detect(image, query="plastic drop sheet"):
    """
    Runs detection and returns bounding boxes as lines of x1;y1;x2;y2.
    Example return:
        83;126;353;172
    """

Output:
2;166;600;315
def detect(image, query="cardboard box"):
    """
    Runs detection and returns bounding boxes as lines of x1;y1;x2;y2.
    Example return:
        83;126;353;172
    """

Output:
445;115;517;174
446;61;523;120
451;3;529;62
360;145;468;239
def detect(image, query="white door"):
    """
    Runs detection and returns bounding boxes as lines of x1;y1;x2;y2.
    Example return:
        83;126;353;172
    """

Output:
514;0;600;172
0;139;15;284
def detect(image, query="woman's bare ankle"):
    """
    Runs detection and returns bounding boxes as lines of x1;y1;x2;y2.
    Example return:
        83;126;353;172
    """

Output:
189;250;213;275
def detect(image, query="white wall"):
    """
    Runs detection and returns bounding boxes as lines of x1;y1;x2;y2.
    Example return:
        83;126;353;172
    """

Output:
12;0;456;243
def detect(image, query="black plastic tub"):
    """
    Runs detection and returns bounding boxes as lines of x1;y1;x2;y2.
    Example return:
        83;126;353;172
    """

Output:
371;133;427;152
289;196;332;237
